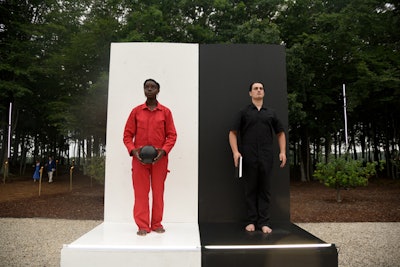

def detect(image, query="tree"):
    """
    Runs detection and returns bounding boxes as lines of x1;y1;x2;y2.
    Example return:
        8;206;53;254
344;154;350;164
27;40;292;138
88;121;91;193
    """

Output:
0;0;56;171
1;0;398;179
278;0;399;180
313;155;378;202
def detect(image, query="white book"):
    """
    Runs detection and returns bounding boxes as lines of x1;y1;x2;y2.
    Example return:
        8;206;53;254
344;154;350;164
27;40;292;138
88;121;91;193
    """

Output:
238;156;242;178
235;156;243;179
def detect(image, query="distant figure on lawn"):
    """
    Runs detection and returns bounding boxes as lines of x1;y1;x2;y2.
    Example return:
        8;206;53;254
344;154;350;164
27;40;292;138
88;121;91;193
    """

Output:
32;159;40;182
46;156;56;183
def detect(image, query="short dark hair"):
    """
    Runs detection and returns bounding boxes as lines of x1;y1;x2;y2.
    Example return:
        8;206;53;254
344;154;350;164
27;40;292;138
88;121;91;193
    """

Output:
144;79;160;89
249;82;264;91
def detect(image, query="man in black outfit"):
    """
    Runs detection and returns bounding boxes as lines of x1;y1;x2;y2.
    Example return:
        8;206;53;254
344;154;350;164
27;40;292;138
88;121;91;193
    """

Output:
229;82;287;234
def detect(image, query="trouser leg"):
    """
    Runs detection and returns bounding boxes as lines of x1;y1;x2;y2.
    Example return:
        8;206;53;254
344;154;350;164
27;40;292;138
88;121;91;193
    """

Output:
243;161;259;225
243;158;273;229
132;159;151;232
257;162;272;228
150;157;168;230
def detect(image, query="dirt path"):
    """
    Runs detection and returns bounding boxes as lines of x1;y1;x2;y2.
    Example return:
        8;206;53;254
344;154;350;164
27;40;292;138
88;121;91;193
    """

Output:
0;171;104;220
1;171;399;222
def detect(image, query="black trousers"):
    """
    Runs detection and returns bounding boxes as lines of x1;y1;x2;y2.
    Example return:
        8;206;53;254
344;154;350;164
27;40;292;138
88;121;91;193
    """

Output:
243;155;273;228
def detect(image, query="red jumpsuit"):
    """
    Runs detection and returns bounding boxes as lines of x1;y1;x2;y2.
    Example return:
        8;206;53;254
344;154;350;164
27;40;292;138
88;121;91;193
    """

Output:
123;102;177;232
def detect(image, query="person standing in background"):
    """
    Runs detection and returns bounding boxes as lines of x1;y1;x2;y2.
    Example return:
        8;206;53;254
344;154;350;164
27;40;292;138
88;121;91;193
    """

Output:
33;159;40;182
46;156;56;183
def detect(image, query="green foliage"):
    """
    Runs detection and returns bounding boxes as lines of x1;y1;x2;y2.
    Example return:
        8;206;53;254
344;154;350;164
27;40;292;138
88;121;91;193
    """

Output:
84;156;105;185
0;0;398;179
313;155;378;201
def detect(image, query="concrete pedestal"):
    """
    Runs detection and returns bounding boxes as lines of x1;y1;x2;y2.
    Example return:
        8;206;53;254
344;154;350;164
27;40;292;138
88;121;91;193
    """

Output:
61;222;201;267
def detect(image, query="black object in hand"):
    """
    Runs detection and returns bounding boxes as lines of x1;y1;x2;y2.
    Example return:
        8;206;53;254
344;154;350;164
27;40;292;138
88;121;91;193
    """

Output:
139;145;158;164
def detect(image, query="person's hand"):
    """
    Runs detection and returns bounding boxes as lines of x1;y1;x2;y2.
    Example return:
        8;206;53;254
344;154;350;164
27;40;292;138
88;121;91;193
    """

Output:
130;149;142;161
279;153;287;168
233;152;242;167
153;149;166;163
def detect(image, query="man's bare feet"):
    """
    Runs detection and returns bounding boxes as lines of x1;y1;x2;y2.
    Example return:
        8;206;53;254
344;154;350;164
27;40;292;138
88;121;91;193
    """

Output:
245;224;255;232
261;225;272;234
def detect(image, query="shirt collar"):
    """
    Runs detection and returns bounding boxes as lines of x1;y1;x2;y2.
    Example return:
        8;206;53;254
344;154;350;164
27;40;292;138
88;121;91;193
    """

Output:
250;103;267;110
140;102;163;111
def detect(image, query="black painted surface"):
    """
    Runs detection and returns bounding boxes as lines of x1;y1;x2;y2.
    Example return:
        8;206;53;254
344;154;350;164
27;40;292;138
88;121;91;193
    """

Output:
199;44;289;224
199;222;326;246
202;246;338;267
198;44;338;267
200;223;338;267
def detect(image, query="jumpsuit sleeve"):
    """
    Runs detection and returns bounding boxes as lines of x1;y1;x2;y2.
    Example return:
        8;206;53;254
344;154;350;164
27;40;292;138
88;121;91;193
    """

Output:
272;110;285;134
161;108;177;155
123;109;137;155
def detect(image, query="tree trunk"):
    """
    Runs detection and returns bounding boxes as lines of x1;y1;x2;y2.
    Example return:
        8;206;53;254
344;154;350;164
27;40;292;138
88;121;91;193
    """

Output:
334;133;338;159
336;188;342;203
0;134;6;174
372;124;380;162
300;130;310;181
325;134;332;163
300;160;307;182
93;136;100;157
360;123;366;159
87;136;92;159
19;135;28;175
352;130;357;160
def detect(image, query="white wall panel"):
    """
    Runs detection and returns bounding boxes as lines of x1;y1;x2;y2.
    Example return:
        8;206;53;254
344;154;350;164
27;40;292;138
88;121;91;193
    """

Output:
105;43;198;223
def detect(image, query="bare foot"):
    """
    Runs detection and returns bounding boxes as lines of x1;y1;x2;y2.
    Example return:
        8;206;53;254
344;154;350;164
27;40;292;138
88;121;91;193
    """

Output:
245;224;255;232
137;229;148;236
261;226;272;234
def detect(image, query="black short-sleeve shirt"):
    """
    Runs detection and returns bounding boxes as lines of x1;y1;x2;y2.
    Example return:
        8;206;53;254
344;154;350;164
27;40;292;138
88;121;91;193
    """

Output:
230;104;284;161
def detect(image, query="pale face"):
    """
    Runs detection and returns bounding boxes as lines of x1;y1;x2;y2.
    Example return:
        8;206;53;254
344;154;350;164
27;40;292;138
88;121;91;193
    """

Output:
249;82;265;100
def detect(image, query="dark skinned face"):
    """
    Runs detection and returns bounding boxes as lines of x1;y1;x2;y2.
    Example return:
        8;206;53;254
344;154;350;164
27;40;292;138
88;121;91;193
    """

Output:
144;80;159;99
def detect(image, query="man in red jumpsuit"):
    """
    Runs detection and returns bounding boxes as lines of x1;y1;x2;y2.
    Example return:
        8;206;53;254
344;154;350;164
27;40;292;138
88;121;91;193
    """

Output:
123;79;177;236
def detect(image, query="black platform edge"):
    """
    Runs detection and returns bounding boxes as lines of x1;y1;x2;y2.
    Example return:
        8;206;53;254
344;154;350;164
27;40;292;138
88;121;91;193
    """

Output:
199;222;338;267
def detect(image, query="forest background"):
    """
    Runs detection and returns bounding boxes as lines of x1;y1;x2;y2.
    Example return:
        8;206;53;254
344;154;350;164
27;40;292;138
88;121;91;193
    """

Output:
0;0;399;182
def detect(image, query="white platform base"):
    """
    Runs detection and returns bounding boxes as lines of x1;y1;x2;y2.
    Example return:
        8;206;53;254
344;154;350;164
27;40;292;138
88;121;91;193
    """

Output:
61;222;201;267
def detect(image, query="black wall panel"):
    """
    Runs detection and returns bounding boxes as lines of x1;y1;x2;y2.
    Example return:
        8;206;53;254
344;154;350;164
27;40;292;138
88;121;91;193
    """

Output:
199;44;289;223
